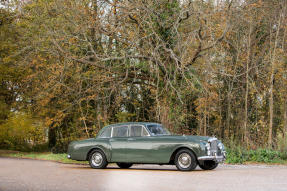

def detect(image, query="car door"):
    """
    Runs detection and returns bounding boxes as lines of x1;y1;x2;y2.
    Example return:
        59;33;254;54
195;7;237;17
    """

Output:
126;125;156;163
109;125;129;162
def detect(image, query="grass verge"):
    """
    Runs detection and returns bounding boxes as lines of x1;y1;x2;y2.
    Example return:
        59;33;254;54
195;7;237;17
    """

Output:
0;150;88;164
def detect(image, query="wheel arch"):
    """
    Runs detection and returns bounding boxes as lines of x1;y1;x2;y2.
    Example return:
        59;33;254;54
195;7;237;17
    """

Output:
169;146;198;164
86;146;108;161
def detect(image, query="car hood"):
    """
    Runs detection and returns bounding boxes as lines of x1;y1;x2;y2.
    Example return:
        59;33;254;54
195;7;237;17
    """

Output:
184;135;210;142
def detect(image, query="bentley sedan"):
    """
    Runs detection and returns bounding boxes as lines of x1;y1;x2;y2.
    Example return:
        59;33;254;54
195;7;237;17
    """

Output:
67;122;226;171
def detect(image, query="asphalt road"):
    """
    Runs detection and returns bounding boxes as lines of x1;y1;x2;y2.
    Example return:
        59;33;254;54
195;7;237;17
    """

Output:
0;158;287;191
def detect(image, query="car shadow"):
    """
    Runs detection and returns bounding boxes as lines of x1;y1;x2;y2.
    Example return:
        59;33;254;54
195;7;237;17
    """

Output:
107;166;178;171
64;164;204;172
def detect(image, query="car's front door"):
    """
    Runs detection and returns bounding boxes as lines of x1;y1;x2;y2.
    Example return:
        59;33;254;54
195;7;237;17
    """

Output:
110;125;128;162
126;125;156;163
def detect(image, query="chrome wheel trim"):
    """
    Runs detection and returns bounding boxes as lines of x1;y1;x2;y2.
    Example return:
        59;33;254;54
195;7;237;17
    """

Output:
91;152;103;167
178;153;192;169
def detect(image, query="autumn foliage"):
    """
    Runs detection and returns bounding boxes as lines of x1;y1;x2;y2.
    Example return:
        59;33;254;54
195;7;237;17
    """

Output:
0;0;287;152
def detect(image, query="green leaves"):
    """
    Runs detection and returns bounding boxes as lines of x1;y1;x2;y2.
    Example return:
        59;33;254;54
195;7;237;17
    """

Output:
0;112;46;151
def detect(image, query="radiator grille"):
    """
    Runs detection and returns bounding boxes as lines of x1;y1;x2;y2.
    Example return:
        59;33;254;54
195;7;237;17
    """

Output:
210;140;218;155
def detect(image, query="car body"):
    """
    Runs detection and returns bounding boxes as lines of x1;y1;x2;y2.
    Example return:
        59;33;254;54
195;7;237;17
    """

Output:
67;122;226;171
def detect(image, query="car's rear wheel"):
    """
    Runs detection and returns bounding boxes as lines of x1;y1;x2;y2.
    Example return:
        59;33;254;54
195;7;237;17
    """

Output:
89;149;108;169
199;160;218;170
116;163;133;169
175;149;197;171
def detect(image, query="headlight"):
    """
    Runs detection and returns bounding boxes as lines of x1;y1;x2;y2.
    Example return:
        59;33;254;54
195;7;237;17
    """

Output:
206;142;210;149
218;142;224;150
206;142;211;155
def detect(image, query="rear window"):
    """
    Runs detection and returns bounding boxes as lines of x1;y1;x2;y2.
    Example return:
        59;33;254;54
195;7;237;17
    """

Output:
112;126;128;138
99;127;111;138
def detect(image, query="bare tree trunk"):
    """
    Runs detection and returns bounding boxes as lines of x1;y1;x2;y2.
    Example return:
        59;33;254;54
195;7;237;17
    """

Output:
244;67;249;146
219;90;224;139
79;103;90;138
282;4;287;140
283;101;287;139
244;24;252;146
203;104;207;136
226;91;231;137
198;114;203;135
268;12;282;148
268;74;274;148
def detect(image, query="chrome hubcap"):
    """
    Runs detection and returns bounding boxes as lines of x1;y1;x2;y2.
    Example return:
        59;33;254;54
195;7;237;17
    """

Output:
178;153;192;168
91;152;103;167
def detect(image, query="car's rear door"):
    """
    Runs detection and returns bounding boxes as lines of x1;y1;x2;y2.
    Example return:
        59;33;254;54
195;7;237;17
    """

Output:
109;125;128;162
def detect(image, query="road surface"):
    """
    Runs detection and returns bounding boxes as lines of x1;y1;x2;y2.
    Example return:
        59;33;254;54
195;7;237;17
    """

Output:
0;157;287;191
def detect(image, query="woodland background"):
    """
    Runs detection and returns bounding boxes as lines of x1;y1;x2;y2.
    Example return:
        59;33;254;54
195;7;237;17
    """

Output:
0;0;287;154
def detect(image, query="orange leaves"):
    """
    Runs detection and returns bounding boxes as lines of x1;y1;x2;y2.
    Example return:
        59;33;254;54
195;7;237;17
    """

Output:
68;37;77;44
45;111;66;129
79;117;86;121
195;91;219;113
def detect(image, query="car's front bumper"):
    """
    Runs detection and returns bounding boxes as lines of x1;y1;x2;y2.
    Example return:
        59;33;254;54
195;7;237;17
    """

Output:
198;152;226;163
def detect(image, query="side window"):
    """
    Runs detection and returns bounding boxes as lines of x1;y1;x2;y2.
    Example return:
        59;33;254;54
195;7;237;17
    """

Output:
130;126;142;137
112;126;128;138
130;126;149;137
142;127;149;136
99;127;111;138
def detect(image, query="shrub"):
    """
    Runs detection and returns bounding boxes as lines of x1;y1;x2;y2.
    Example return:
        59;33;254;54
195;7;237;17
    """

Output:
51;139;70;153
225;146;286;164
277;133;287;152
0;112;47;151
225;146;246;164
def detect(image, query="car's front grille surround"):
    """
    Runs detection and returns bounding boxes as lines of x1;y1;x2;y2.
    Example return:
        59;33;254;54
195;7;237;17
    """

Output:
210;139;218;155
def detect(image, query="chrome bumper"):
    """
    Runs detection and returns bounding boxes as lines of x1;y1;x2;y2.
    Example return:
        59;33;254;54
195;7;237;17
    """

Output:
198;153;226;163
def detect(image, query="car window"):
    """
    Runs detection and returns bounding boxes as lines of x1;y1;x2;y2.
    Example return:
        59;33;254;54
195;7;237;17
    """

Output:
147;124;170;135
142;127;149;136
130;125;149;137
112;126;128;138
99;127;111;138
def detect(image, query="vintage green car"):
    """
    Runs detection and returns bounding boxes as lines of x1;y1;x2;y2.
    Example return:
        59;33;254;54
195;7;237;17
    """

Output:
67;122;225;171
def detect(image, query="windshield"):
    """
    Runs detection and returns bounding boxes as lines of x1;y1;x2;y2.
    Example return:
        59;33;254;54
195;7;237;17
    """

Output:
146;124;171;136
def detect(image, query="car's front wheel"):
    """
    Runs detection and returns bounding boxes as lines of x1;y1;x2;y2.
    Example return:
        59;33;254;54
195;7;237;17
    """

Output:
116;163;133;169
89;149;108;169
175;149;197;171
199;161;218;170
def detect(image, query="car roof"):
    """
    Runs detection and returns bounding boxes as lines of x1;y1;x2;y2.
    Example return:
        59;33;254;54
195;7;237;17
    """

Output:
96;122;163;138
104;122;161;128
